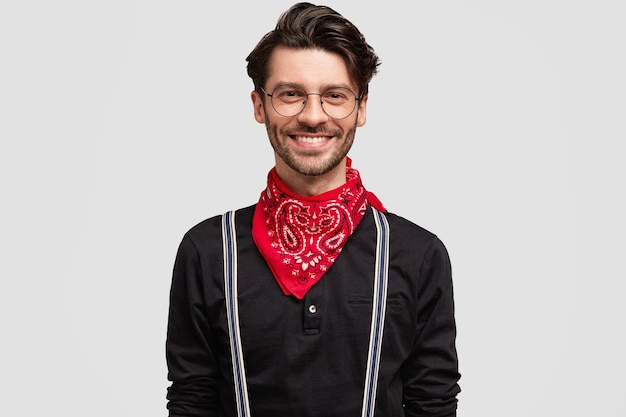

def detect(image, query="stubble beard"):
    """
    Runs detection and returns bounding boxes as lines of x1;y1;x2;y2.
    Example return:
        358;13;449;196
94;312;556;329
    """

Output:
265;121;357;177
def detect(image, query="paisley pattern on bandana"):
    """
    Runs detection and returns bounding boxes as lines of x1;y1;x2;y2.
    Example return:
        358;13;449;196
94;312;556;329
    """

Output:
252;165;384;299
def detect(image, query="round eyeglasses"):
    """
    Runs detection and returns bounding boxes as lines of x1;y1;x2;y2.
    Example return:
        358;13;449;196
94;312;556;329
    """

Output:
260;85;362;120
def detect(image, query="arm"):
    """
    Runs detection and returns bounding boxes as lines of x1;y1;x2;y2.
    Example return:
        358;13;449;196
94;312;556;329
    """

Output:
166;234;220;417
402;237;461;417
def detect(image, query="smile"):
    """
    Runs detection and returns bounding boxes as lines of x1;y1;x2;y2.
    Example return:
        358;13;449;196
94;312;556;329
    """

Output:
293;136;331;143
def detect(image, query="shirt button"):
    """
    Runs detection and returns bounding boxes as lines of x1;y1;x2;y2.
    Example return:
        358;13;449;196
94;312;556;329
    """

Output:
308;304;318;314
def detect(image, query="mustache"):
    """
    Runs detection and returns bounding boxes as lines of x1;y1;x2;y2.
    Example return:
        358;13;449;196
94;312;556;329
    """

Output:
282;125;342;136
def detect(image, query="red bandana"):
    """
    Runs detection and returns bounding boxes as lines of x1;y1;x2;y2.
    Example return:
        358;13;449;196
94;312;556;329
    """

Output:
252;162;386;299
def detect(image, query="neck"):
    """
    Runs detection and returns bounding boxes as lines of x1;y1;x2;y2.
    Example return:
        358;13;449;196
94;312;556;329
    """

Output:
274;159;347;197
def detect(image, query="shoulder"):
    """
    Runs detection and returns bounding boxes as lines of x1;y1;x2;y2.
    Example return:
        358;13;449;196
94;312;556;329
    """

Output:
179;204;257;252
377;209;451;266
185;205;256;237
380;210;441;245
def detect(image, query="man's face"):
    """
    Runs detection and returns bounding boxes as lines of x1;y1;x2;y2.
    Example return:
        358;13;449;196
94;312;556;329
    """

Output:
252;47;368;178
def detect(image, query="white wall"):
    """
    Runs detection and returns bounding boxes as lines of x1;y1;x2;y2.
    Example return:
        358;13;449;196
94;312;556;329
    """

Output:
1;1;624;416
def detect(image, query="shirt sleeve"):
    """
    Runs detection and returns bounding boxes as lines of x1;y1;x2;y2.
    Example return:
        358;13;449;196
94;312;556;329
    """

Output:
166;234;220;417
402;236;461;417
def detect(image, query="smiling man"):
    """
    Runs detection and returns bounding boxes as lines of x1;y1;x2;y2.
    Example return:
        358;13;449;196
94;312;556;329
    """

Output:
166;3;461;416
253;47;365;190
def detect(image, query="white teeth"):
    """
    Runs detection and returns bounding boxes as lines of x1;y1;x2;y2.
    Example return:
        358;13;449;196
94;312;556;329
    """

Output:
295;136;328;143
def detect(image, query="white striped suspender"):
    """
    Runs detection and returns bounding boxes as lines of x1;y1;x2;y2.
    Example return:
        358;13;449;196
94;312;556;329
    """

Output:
222;210;251;417
221;208;390;417
361;207;390;417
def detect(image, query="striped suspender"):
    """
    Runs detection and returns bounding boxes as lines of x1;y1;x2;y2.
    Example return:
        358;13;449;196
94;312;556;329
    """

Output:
361;207;390;417
222;208;390;417
222;210;251;417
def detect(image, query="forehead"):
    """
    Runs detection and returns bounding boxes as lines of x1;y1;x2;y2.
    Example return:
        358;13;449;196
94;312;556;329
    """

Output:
266;47;355;90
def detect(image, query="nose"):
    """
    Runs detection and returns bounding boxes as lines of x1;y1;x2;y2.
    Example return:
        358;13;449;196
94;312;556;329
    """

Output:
297;93;329;125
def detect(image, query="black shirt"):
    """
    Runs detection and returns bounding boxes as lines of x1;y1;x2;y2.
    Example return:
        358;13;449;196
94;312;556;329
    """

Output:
166;205;460;416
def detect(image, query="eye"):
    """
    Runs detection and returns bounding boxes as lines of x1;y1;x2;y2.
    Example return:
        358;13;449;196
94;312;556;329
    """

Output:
323;89;350;104
275;88;305;103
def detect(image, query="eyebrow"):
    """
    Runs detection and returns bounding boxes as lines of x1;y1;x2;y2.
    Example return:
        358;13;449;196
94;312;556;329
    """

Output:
272;82;356;92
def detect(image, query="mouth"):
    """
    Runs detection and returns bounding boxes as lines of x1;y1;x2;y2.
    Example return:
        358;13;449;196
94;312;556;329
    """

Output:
291;135;332;144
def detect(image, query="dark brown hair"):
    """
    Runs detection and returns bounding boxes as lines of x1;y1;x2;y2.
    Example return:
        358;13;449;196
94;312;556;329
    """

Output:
246;2;380;96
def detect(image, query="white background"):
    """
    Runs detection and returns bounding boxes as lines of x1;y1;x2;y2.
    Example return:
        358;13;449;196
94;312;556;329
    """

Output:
1;1;624;416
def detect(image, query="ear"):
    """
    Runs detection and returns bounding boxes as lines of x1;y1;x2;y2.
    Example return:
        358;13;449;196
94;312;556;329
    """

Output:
356;94;368;127
251;90;266;124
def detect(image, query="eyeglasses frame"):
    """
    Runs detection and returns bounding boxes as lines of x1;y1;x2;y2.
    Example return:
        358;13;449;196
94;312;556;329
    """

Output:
259;85;363;120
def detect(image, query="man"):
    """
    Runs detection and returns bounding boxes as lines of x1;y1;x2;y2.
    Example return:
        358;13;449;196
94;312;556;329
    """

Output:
166;3;461;416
